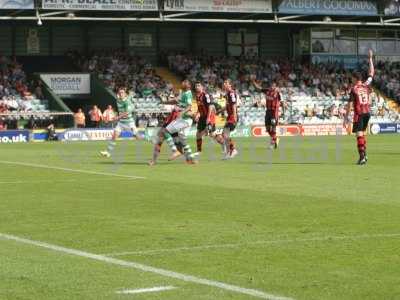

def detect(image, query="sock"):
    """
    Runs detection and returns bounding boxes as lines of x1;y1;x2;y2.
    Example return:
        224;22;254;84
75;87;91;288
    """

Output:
107;141;116;153
164;132;177;152
364;137;367;157
270;130;277;143
196;138;202;152
183;144;193;160
229;139;235;154
152;143;162;161
173;135;183;153
224;138;230;155
357;136;366;159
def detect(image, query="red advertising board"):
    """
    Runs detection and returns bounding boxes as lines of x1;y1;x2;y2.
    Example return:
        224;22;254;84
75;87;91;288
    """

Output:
252;125;301;137
252;124;347;137
301;124;347;136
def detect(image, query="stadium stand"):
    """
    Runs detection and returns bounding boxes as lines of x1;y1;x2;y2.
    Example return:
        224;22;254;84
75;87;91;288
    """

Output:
167;54;395;126
69;50;398;128
375;61;400;104
0;55;54;129
70;50;177;127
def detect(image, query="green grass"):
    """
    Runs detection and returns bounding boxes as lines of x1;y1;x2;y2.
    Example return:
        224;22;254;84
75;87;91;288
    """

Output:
0;135;399;300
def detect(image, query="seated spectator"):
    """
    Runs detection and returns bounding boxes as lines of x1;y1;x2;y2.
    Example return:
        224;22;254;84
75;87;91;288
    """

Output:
304;104;313;118
34;81;44;100
47;123;58;141
0;119;6;130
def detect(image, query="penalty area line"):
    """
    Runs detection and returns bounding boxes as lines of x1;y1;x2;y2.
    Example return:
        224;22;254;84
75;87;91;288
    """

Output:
0;160;146;180
0;233;294;300
116;286;177;294
103;233;400;257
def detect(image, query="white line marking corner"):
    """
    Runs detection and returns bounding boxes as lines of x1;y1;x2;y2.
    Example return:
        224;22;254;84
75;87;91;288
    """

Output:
0;233;293;300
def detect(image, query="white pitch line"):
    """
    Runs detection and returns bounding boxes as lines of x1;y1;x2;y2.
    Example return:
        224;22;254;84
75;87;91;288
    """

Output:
103;233;400;257
0;178;130;185
0;160;146;180
0;233;293;300
116;286;177;294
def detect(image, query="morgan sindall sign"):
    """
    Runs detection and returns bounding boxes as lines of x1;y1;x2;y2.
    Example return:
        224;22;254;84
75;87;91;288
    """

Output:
40;74;91;95
278;0;378;16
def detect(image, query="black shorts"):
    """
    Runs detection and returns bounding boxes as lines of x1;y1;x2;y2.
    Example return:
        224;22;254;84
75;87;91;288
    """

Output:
197;118;216;133
352;113;370;133
265;110;278;127
197;117;207;131
224;122;236;132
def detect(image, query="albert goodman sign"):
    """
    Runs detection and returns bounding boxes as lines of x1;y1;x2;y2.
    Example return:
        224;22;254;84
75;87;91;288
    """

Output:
278;0;378;16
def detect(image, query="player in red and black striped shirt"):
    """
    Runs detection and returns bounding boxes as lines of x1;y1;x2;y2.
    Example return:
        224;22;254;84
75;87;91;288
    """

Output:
194;82;224;153
345;49;375;165
253;79;281;149
222;79;238;160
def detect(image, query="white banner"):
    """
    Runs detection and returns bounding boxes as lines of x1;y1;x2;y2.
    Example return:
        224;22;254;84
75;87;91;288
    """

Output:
40;74;91;95
26;29;40;54
164;0;272;13
61;129;114;141
42;0;157;11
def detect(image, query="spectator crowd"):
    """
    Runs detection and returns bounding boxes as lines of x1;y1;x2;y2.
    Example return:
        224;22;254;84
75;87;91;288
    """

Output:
375;61;400;104
68;50;175;101
167;53;395;125
0;55;48;130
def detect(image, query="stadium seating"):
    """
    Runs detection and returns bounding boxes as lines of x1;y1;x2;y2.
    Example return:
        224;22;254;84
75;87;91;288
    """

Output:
0;59;50;110
374;61;400;104
168;54;396;125
74;50;397;127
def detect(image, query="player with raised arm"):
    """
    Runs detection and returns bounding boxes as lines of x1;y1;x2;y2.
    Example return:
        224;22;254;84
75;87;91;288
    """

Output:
194;82;224;154
345;49;375;165
222;79;238;160
100;87;137;158
252;78;281;149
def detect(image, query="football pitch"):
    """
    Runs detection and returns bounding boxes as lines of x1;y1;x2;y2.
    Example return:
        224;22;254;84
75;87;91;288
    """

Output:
0;135;399;300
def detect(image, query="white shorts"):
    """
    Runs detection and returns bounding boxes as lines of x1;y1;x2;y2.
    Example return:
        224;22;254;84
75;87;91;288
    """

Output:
166;118;192;135
115;121;136;134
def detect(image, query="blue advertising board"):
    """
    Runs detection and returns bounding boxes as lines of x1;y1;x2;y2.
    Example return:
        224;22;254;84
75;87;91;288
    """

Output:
58;128;144;141
311;54;368;69
0;130;30;143
0;0;34;9
370;123;398;135
279;0;378;16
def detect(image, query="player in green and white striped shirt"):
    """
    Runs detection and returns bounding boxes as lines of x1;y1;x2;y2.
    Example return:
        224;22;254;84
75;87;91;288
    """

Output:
149;80;197;165
100;87;137;158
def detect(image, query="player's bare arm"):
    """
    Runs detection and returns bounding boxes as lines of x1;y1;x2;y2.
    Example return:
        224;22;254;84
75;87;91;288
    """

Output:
118;112;129;120
344;101;353;126
163;98;179;105
368;49;375;78
251;78;263;91
207;104;214;124
232;103;238;123
179;104;192;118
